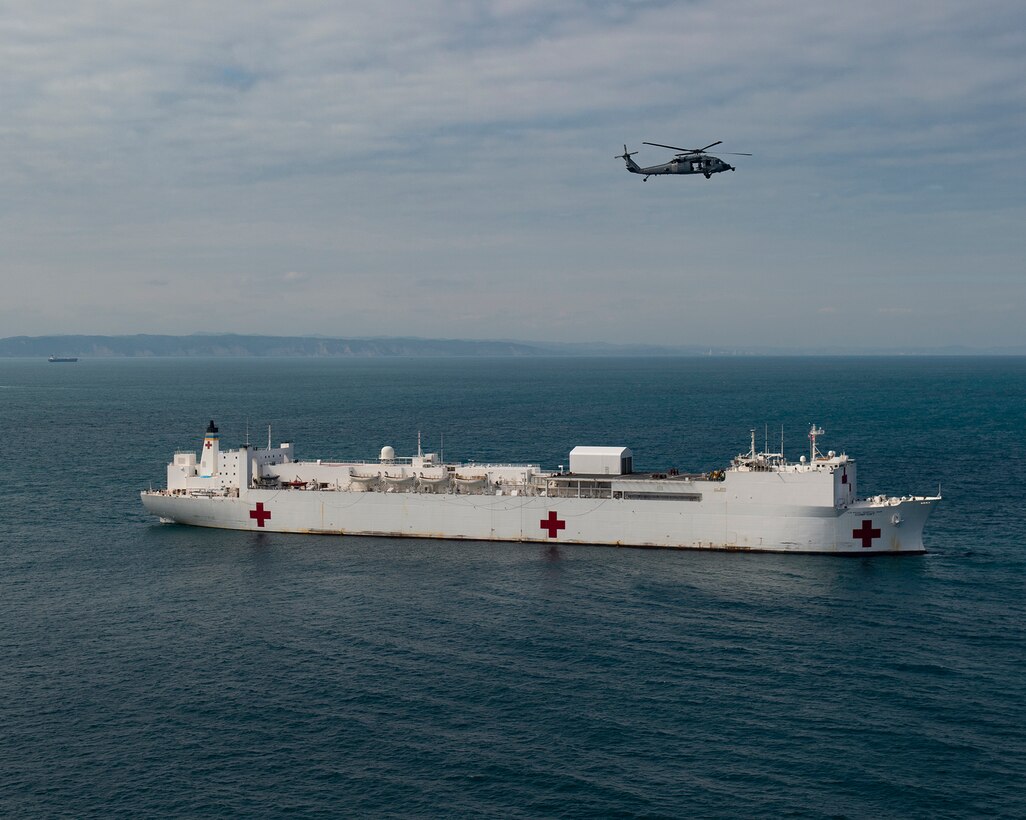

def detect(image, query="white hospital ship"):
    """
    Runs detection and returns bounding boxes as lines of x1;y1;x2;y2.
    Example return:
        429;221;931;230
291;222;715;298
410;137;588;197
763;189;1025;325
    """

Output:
141;421;939;554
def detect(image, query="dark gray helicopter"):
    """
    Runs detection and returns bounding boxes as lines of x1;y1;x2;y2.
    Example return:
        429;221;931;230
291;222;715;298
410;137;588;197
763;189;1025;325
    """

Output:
617;141;751;181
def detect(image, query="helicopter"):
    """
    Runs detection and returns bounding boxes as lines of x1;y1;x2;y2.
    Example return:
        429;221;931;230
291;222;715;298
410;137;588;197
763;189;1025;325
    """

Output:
616;141;751;181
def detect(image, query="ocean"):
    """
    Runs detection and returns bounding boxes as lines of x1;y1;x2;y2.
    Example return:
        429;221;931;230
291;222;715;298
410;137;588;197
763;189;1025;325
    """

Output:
1;356;1024;818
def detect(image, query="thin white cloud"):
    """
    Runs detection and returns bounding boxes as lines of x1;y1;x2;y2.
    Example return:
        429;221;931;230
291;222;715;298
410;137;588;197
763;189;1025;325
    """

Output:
1;0;1024;346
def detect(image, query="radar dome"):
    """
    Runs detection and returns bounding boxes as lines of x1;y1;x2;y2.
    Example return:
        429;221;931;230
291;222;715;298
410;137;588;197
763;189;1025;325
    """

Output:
379;445;395;462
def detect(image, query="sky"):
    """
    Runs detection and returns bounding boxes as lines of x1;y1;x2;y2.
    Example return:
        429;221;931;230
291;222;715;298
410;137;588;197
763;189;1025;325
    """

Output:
2;0;1024;348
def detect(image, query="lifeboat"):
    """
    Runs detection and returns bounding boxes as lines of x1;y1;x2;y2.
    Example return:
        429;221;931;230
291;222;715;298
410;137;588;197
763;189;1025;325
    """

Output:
382;473;415;490
454;474;487;491
417;473;450;492
348;473;379;492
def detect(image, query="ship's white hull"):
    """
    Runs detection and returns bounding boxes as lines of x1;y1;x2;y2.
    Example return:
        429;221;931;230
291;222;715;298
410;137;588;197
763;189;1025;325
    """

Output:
141;489;935;554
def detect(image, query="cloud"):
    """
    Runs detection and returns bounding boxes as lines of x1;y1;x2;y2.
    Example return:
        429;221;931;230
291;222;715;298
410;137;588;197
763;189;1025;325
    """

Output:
1;1;1025;347
6;1;1023;184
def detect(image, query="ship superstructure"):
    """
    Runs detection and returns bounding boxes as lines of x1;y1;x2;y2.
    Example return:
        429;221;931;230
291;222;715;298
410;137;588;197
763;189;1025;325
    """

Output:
141;421;939;554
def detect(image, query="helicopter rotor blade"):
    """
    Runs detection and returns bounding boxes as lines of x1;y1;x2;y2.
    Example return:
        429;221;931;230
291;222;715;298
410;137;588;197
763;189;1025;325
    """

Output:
643;142;692;153
641;140;749;158
644;140;724;155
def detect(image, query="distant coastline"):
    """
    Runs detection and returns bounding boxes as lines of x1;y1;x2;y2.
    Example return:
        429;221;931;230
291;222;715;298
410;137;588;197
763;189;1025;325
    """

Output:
1;333;1024;358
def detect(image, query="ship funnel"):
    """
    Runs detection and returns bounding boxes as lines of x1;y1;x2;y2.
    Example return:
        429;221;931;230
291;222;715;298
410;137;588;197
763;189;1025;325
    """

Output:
200;418;220;477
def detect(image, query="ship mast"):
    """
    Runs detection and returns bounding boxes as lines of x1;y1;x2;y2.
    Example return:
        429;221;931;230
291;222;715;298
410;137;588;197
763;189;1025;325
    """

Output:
809;424;825;462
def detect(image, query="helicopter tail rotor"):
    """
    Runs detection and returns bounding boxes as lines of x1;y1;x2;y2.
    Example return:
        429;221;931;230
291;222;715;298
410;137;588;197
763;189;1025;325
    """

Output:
617;145;643;175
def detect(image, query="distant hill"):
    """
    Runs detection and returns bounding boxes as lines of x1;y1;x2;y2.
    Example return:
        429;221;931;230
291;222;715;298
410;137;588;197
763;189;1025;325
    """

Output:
2;334;1024;358
0;334;552;358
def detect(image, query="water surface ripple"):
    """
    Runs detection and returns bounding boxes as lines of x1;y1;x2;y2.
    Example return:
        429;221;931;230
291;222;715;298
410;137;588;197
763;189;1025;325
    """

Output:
1;357;1024;817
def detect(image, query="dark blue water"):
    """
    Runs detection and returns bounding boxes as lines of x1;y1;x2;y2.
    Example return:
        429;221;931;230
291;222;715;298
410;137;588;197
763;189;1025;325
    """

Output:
2;357;1024;818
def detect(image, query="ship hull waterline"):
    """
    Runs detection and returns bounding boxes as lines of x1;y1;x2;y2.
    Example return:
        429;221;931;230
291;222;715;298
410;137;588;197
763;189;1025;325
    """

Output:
141;489;935;555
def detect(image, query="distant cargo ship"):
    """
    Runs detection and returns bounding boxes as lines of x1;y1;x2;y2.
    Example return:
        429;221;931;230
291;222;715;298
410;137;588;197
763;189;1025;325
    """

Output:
141;420;939;554
47;355;78;362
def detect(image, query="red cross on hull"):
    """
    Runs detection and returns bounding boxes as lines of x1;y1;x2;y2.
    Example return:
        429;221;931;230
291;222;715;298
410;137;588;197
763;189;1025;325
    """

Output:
250;502;272;528
540;511;565;538
852;519;881;549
